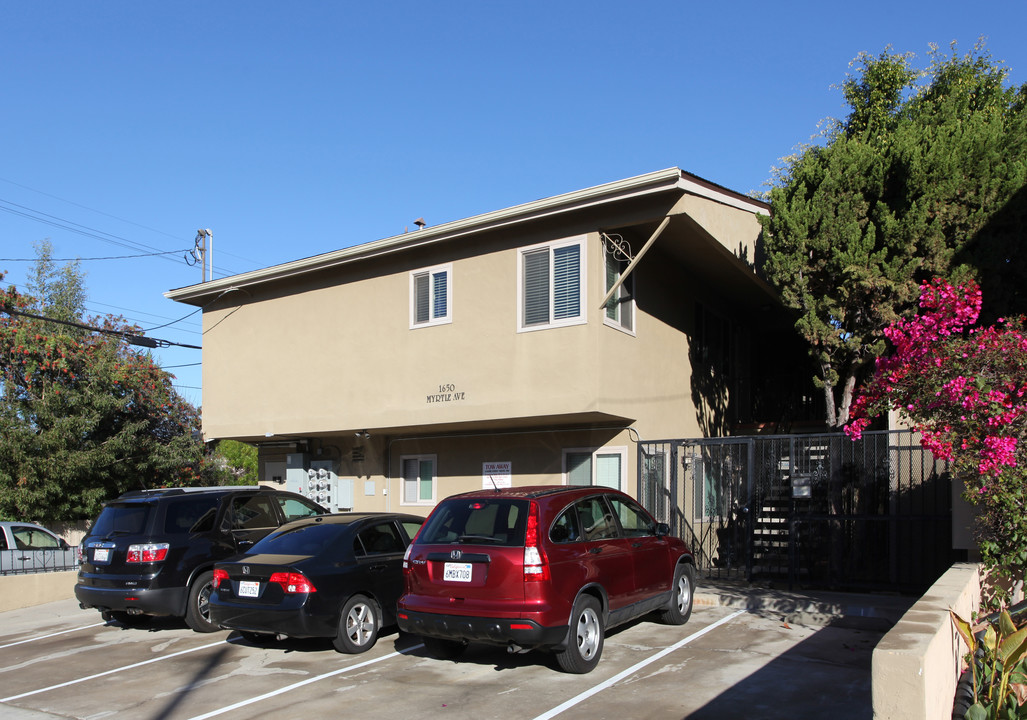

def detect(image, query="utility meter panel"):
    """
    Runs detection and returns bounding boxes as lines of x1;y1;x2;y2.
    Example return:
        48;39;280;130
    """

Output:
285;454;310;502
284;454;352;513
308;460;338;512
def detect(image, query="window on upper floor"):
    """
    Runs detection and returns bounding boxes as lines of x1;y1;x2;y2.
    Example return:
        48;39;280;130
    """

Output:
603;250;634;333
518;236;586;331
410;265;451;328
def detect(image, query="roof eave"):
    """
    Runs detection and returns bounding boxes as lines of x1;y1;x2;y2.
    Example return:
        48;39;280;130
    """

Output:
165;167;766;305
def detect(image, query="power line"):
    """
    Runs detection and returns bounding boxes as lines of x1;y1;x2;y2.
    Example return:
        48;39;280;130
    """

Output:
0;176;270;274
1;308;202;350
144;307;201;332
0;176;267;269
0;249;188;262
0;198;181;261
85;300;202;331
0;198;242;277
0;176;188;244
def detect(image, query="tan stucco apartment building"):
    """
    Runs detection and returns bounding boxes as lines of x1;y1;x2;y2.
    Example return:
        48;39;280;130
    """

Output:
166;168;812;516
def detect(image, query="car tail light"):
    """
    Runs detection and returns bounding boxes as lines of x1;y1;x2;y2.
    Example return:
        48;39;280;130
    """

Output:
523;501;550;582
126;543;169;563
212;568;229;589
269;572;316;594
402;544;413;573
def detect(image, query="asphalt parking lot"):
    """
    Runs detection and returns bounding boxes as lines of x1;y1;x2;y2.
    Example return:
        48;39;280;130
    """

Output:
0;584;901;720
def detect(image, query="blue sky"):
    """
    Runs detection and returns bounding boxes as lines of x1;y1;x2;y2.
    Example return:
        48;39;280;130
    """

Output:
2;1;1025;409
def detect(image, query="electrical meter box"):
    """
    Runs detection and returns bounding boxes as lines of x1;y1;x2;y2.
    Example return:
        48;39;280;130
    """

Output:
285;453;353;512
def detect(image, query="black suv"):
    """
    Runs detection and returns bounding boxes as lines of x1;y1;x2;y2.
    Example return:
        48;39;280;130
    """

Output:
75;486;326;632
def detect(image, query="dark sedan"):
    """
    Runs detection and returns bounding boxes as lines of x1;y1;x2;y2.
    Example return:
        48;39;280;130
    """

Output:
210;512;423;653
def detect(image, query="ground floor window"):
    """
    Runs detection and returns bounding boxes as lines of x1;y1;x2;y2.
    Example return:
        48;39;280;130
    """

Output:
563;447;626;490
401;454;436;506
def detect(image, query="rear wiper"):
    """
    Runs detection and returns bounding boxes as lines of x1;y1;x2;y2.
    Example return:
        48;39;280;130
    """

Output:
457;535;502;544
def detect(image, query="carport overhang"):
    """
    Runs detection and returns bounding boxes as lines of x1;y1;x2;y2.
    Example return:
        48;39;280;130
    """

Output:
224;410;636;447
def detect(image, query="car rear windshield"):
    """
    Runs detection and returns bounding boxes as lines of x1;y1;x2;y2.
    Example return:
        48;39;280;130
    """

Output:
418;498;528;547
89;503;153;538
251;522;347;557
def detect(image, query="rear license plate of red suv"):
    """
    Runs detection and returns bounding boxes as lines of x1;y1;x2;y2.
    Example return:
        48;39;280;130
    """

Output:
443;562;472;582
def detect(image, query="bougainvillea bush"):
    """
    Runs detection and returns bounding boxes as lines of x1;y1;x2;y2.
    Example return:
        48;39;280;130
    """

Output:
846;278;1027;604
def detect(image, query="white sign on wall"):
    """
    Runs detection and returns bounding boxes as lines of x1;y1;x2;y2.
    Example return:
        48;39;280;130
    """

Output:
483;461;512;489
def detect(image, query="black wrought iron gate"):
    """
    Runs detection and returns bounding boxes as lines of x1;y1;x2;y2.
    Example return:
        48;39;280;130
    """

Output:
638;430;954;594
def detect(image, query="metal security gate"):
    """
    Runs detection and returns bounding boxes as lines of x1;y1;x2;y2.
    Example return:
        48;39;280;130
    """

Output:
638;430;954;594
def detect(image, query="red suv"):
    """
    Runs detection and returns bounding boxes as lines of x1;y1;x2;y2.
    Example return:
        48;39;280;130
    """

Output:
397;485;695;673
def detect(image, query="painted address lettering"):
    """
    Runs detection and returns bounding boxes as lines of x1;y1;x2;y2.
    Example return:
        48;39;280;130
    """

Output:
427;384;466;404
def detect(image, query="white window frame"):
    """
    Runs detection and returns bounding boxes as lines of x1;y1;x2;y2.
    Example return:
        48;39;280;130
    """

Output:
562;446;627;491
400;454;437;506
603;250;635;336
409;264;452;329
517;235;587;332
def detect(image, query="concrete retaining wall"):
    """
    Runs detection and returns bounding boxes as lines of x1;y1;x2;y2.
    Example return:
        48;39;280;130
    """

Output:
872;562;981;720
0;571;78;613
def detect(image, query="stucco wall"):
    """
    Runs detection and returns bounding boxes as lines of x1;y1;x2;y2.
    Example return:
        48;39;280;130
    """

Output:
872;562;981;720
0;570;77;612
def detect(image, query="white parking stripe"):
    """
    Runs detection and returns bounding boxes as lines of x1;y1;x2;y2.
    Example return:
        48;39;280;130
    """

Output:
0;639;226;702
0;622;106;650
183;643;425;720
531;609;747;720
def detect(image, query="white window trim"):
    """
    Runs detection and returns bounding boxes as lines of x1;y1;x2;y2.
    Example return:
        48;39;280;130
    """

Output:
409;263;452;329
399;453;438;507
516;235;587;333
562;446;628;491
603;252;636;337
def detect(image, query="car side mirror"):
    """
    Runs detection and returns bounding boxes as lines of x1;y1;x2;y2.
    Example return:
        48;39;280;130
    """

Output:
655;522;670;537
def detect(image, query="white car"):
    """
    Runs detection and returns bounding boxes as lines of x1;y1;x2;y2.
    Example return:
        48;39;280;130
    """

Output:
0;521;78;574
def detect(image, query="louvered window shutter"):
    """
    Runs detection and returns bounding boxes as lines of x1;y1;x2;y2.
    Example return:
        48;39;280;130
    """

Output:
552;245;580;320
414;273;430;324
523;248;550;326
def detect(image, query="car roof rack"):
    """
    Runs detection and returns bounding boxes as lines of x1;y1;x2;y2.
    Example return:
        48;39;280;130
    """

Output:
116;486;262;499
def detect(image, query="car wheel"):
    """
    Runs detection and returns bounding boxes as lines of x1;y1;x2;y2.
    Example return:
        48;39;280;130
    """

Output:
333;595;381;654
421;636;468;660
659;564;695;625
555;595;604;674
185;570;220;633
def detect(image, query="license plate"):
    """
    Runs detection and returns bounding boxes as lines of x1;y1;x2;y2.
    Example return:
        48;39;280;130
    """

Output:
238;581;260;598
443;562;472;582
93;548;110;563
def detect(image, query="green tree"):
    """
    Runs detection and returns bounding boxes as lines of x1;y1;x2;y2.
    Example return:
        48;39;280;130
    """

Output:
213;439;258;485
25;239;87;323
0;273;225;523
760;41;1027;428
